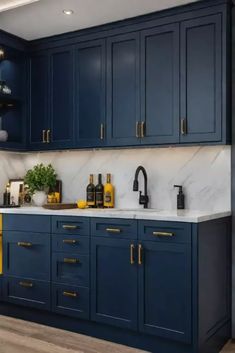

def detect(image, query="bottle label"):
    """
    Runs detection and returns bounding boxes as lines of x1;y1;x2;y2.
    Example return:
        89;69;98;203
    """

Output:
96;192;103;205
87;192;95;203
104;192;111;203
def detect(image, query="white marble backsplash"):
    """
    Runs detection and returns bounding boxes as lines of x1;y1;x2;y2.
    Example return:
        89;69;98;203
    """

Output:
0;146;231;211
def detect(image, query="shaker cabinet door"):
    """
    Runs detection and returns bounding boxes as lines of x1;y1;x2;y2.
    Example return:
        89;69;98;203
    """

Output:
180;14;222;143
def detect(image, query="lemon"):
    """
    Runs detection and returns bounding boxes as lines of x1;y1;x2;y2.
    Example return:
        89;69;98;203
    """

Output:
77;200;87;209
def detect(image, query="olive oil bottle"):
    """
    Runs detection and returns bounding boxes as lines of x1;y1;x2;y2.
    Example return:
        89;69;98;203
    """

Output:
95;174;104;208
104;173;114;208
86;174;95;208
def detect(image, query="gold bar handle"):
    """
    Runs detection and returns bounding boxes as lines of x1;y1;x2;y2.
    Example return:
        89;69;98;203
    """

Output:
62;225;78;230
63;258;79;264
153;231;174;237
46;129;50;143
17;242;32;247
100;123;105;140
140;122;145;138
63;291;78;298
106;228;121;234
63;239;77;244
138;244;143;265
181;119;187;135
130;244;135;265
42;130;46;143
19;281;33;288
136;122;140;138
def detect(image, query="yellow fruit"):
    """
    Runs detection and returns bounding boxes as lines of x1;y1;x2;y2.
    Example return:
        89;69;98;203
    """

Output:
77;200;87;209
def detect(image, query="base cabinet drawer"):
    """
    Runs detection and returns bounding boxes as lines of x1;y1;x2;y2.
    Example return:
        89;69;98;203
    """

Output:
52;283;89;319
52;253;89;286
3;276;51;310
52;234;89;254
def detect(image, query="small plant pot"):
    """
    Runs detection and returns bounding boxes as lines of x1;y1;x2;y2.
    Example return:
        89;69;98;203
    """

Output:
32;191;47;207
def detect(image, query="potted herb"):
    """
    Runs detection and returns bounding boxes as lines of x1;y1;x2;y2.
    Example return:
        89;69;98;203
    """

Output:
24;163;57;206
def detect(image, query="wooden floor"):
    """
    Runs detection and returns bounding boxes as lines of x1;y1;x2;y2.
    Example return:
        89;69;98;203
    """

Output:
0;316;233;353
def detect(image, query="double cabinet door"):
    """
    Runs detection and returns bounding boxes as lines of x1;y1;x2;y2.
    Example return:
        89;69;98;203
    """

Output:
91;237;191;343
29;13;222;149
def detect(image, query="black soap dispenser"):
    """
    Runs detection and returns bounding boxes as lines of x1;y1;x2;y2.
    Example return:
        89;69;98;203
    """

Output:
174;185;185;210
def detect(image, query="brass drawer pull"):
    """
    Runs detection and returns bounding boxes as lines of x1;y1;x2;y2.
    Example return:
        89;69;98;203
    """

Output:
136;122;140;138
17;242;32;247
181;119;187;135
100;123;105;140
62;225;79;230
63;291;78;298
63;239;78;244
42;130;46;143
63;258;79;264
140;122;146;138
19;281;33;288
138;244;143;265
106;228;121;234
153;231;174;237
130;244;135;265
46;129;50;143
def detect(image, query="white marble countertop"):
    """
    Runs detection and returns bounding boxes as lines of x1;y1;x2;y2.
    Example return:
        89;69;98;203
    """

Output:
0;207;231;223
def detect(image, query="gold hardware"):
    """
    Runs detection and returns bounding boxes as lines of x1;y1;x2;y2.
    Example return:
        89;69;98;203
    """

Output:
63;291;78;298
19;281;33;288
63;258;79;264
140;122;145;138
153;231;174;237
136;122;140;138
106;228;121;234
17;242;32;247
63;239;77;244
138;244;143;265
181;119;187;135
42;130;46;143
46;129;50;143
130;244;135;265
100;123;105;140
62;225;78;230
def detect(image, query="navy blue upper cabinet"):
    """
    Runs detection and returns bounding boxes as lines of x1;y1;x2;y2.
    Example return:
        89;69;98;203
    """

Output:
49;47;74;149
107;33;140;146
74;39;106;147
29;53;49;149
138;241;191;343
180;14;222;143
140;24;180;145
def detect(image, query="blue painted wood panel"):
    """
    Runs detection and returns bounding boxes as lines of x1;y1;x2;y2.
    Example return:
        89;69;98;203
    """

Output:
52;234;89;254
52;216;89;235
3;214;51;233
91;218;137;239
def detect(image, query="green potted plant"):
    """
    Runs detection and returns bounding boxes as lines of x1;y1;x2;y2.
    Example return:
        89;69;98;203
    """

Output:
24;163;57;206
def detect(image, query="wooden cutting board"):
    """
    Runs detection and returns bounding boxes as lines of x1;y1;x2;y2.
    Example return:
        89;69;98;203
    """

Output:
43;203;77;210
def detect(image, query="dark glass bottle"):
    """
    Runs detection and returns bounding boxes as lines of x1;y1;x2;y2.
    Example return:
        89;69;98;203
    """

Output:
86;174;95;208
95;174;104;208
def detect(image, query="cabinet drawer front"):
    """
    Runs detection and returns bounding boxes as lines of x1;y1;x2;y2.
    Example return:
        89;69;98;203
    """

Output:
52;234;89;254
91;218;137;239
139;221;191;243
52;217;89;235
52;283;89;319
3;215;51;233
3;232;50;280
52;253;89;286
3;276;50;310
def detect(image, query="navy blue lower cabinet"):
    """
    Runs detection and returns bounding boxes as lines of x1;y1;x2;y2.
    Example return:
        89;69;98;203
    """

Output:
3;276;51;310
3;231;50;281
52;283;89;319
138;241;191;343
52;252;89;286
91;237;138;330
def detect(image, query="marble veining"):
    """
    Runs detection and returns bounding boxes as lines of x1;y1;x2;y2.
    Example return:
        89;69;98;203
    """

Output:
0;145;231;212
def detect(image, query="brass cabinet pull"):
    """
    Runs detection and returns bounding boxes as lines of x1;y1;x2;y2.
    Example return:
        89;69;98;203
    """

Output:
63;291;77;298
17;242;32;247
42;130;46;143
153;231;174;237
63;239;77;244
181;119;187;135
130;244;135;265
19;281;33;288
140;122;146;138
100;123;105;140
138;244;143;265
62;225;78;230
136;122;140;138
106;228;121;234
63;258;79;264
46;129;51;143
